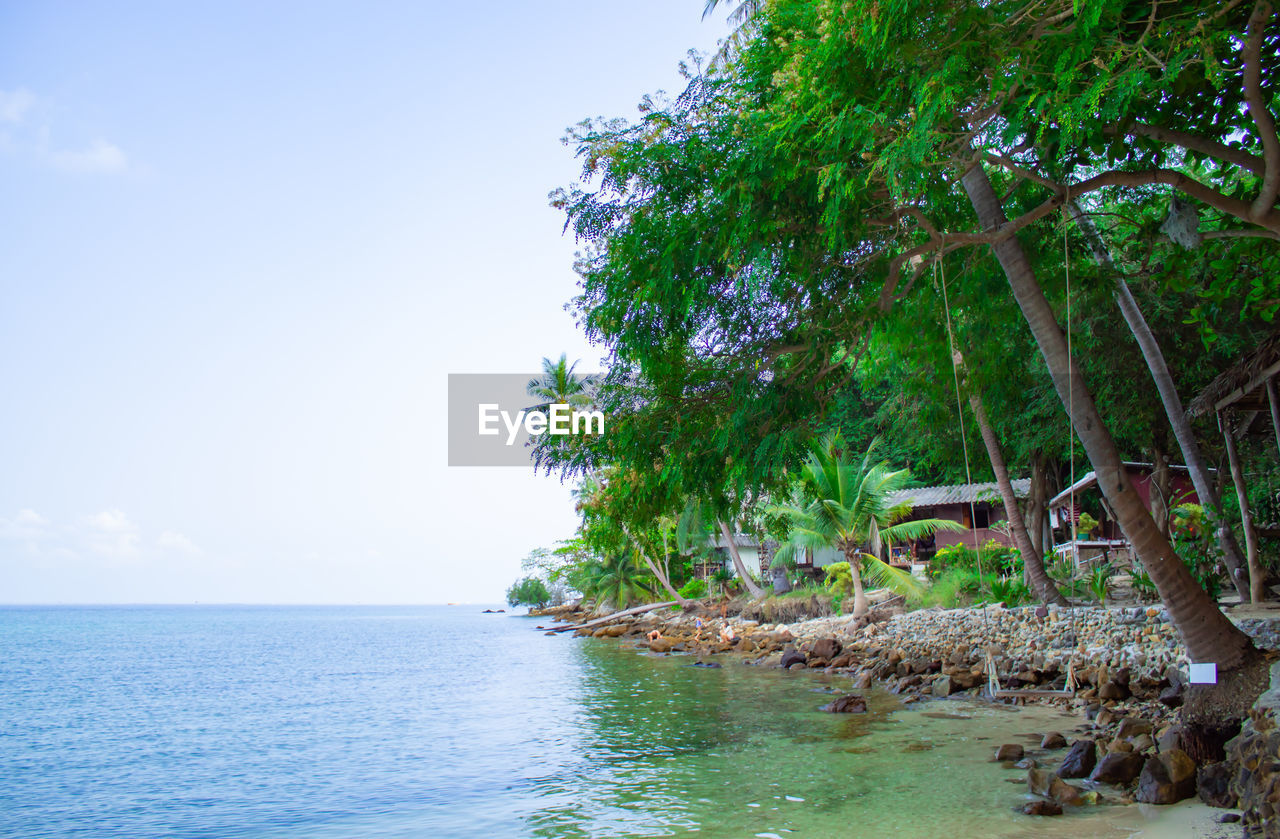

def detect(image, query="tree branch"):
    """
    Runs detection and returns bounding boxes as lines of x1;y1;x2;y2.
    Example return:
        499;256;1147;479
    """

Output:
1103;123;1266;176
1244;1;1280;219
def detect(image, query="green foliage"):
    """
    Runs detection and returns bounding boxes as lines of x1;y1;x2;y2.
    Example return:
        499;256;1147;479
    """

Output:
988;576;1032;607
677;577;708;600
1130;568;1159;602
923;568;982;609
1087;564;1113;604
577;551;657;610
506;576;552;610
1076;512;1101;538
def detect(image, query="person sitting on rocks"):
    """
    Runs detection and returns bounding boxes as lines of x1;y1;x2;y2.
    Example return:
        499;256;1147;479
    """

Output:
719;624;736;644
646;629;662;643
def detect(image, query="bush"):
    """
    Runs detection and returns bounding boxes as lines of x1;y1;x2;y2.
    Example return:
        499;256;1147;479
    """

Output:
677;578;708;600
931;539;1020;578
988;575;1031;606
924;568;982;608
506;576;552;610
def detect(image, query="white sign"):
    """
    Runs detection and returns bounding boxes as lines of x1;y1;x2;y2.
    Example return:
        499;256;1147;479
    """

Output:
1189;662;1217;684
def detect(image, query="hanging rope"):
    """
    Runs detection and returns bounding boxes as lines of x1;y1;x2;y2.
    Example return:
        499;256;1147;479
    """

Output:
937;257;986;592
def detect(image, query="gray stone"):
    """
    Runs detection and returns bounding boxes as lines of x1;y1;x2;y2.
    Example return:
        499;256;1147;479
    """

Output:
1041;732;1067;749
995;743;1025;762
1058;739;1098;779
1090;751;1145;785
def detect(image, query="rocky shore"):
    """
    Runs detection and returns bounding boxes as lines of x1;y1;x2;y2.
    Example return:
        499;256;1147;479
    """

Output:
537;600;1280;833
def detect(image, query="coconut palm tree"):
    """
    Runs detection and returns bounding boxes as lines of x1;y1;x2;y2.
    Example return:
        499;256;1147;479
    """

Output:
526;353;594;411
770;433;966;619
577;550;656;612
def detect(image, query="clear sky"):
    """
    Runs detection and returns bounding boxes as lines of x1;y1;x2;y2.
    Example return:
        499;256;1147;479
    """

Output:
0;2;731;603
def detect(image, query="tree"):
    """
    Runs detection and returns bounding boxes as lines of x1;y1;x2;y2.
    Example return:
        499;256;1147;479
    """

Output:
576;551;657;611
506;576;552;611
770;433;965;618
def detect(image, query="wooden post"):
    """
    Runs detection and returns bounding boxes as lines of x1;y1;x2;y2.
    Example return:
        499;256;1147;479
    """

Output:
1221;411;1266;603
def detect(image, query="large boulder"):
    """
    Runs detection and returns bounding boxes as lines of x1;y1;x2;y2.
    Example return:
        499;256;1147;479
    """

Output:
812;638;842;661
779;647;807;669
1198;762;1236;809
1116;717;1153;740
1090;751;1146;785
1135;751;1197;805
1058;739;1098;779
931;674;954;698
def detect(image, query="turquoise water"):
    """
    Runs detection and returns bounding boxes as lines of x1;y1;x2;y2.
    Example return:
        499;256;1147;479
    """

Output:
0;606;1201;838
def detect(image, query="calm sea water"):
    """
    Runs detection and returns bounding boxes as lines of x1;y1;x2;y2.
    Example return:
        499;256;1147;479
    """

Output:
0;605;1207;838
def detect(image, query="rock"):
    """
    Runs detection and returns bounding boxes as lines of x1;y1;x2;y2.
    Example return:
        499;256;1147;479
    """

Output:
1135;752;1196;805
932;674;954;698
1041;732;1067;749
1048;777;1085;806
995;744;1025;762
648;638;673;653
1090;751;1145;785
602;625;628;637
779;648;807;669
853;671;874;690
1158;682;1185;708
1197;762;1236;809
812;638;842;660
1130;734;1155;753
820;694;867;714
1099;680;1130;701
1116;717;1153;739
1015;757;1037;769
1027;767;1055;796
787;662;807;671
1058;739;1098;779
1019;800;1063;816
1157;725;1185;754
1217;812;1241;823
1107;739;1134;754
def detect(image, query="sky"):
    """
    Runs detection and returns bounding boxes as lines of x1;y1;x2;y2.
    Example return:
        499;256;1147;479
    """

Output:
0;2;732;604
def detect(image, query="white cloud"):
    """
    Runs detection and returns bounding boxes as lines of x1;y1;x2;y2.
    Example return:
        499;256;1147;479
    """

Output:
0;508;51;542
49;139;127;174
84;508;140;556
157;530;200;555
0;89;35;124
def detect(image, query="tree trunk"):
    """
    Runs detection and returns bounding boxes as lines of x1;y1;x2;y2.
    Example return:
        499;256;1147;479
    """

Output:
962;163;1254;669
1152;441;1172;538
621;523;687;605
719;520;766;599
1028;456;1053;556
846;547;869;618
1069;202;1252;600
1221;413;1266;604
1267;378;1280;458
969;393;1069;605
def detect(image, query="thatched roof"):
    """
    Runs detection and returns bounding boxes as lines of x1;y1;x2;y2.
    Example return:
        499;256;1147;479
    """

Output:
1187;329;1280;418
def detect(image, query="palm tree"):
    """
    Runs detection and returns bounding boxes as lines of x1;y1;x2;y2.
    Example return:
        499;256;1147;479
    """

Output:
527;353;594;411
770;433;966;619
577;550;656;612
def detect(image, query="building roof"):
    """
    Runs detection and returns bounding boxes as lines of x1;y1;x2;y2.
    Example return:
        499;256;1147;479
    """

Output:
1187;328;1280;417
1047;461;1203;508
711;532;760;549
888;479;1029;508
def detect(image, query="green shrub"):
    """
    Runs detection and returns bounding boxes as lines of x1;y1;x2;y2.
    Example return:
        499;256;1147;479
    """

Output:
1087;563;1113;604
677;578;708;600
988;575;1031;606
924;567;982;609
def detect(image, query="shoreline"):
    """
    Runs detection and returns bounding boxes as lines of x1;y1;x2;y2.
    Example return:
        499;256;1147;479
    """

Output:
535;599;1280;833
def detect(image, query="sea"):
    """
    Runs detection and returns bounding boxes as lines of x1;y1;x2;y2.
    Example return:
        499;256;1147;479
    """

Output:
0;605;1215;838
